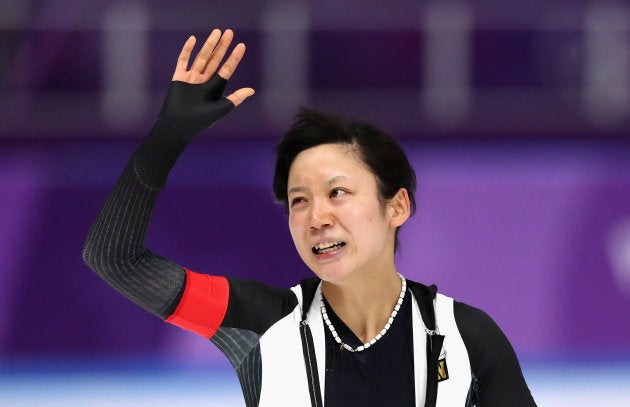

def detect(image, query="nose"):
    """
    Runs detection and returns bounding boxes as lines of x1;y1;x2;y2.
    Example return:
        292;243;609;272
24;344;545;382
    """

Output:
309;202;333;230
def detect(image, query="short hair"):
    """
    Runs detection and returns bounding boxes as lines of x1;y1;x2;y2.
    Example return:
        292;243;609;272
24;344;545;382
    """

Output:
273;107;417;250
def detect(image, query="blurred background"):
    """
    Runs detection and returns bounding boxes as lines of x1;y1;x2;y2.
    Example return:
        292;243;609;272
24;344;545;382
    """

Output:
1;0;630;405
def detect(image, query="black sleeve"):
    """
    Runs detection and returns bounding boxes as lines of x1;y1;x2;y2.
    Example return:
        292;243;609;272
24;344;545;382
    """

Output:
222;277;299;334
82;119;191;319
454;301;537;407
83;72;238;320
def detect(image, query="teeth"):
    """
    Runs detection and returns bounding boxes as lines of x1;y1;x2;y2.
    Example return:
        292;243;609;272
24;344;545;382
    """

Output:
315;241;342;250
313;241;345;254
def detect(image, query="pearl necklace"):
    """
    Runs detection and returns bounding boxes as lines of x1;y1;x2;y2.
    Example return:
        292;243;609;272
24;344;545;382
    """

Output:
320;274;407;352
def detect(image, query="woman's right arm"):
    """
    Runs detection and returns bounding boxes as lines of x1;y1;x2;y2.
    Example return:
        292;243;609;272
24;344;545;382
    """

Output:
82;29;255;322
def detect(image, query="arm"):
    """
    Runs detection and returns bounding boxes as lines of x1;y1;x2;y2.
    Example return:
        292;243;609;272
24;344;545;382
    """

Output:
82;30;254;322
454;301;537;407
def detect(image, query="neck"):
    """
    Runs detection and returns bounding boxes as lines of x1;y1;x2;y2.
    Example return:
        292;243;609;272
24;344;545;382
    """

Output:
321;270;403;343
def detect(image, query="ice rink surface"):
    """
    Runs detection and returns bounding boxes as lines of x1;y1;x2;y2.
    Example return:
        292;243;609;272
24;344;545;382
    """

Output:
1;359;628;406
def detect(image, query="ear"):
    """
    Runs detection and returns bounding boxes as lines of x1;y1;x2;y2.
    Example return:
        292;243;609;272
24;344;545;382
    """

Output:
388;188;411;228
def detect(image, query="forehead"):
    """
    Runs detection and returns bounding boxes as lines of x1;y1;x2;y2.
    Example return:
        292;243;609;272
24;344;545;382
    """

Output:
287;143;373;187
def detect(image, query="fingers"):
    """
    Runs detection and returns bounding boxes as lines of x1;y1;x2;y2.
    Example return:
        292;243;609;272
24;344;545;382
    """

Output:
226;87;256;107
218;43;246;81
173;35;197;80
171;29;253;103
190;29;222;74
201;29;234;77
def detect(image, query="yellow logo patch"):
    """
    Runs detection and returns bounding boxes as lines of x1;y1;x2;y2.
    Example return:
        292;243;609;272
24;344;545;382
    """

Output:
437;358;449;382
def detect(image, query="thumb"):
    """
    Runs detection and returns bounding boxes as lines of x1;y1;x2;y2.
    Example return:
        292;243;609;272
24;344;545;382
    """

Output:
226;87;255;107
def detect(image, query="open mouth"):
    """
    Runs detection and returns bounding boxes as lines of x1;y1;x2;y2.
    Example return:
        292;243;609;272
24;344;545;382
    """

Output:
312;241;346;255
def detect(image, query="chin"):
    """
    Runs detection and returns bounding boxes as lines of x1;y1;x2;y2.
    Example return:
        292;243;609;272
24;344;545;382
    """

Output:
309;266;353;285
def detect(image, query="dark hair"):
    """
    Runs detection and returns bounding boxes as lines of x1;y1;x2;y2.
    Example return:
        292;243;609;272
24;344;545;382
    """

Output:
273;107;417;250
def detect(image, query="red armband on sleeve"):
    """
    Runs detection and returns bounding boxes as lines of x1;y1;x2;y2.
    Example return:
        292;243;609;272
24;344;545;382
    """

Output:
165;268;229;339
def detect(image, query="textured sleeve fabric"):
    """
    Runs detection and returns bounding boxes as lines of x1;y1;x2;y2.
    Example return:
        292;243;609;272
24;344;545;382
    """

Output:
82;116;299;407
454;301;537;406
82;119;193;319
209;279;298;407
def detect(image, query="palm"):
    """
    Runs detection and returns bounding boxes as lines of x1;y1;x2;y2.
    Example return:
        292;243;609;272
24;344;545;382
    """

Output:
172;29;254;106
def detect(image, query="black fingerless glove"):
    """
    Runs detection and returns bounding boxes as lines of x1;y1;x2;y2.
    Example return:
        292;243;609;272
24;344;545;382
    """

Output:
158;74;235;140
129;74;233;190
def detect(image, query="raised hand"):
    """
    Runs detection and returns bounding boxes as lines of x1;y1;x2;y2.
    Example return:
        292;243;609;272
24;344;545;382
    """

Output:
160;29;255;138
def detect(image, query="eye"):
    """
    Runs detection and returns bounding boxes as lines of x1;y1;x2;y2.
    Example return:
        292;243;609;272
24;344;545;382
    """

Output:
330;188;347;199
290;196;308;208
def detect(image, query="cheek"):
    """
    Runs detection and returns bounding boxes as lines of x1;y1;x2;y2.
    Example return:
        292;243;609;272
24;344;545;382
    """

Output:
288;214;305;246
344;202;380;226
288;212;299;231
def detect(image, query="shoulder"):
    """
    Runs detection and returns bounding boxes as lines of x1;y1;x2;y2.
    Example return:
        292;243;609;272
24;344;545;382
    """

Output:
405;280;504;348
452;300;537;406
452;300;519;375
453;301;508;353
407;280;536;405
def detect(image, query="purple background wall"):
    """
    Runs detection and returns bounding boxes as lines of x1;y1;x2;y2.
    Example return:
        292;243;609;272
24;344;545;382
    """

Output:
2;135;630;364
1;1;630;404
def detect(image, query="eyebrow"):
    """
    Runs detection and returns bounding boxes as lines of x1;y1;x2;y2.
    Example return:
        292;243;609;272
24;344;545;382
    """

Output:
325;175;347;186
287;185;307;195
287;175;348;195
